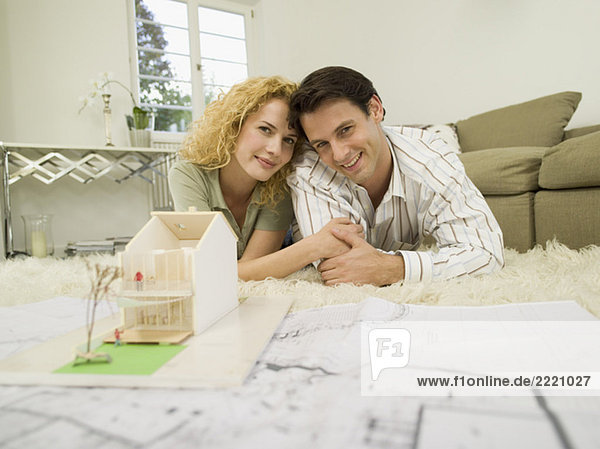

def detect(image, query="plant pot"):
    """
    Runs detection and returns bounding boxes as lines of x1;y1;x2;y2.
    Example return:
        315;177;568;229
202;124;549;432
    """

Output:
129;129;151;148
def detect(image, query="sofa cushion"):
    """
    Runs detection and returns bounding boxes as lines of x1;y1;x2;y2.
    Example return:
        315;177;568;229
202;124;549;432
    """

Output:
535;189;600;249
539;131;600;189
456;91;582;152
564;124;600;140
459;147;546;195
485;193;535;252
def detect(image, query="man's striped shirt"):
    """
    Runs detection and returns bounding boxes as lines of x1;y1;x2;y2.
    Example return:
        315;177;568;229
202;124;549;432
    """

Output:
287;125;505;282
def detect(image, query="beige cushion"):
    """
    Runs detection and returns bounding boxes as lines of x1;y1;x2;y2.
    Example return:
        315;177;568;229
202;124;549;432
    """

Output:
564;124;600;140
402;124;461;153
539;131;600;189
459;147;546;195
456;92;582;152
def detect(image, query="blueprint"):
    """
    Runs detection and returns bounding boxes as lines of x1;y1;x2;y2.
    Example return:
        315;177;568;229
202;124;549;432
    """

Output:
1;297;599;448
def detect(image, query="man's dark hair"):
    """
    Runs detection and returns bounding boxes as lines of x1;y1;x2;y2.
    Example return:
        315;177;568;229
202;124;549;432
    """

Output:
289;66;385;137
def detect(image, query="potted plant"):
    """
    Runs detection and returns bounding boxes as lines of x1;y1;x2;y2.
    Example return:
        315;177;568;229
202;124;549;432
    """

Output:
79;72;153;147
126;106;153;147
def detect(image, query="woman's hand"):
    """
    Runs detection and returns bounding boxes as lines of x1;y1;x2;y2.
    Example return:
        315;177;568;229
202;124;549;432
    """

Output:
310;217;365;259
237;218;364;281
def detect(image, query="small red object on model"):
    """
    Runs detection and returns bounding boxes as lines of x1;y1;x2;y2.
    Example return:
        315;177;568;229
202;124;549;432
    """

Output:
134;272;143;282
114;328;122;346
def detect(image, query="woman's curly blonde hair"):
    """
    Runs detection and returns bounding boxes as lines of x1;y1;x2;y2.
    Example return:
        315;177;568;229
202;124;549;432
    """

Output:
179;76;300;208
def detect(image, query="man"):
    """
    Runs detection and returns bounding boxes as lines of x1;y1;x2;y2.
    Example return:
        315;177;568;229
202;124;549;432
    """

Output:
287;66;504;286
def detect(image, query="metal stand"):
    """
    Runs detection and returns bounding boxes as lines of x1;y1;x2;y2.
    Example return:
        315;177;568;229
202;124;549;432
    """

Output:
0;142;178;258
1;143;15;257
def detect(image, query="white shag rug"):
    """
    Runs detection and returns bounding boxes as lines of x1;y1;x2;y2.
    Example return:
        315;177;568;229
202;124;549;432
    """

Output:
1;241;599;318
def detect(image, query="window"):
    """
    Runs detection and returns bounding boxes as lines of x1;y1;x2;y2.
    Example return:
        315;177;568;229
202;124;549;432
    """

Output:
198;6;248;106
130;0;251;132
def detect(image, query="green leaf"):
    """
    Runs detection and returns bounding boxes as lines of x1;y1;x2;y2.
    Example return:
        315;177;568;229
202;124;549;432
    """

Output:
125;115;134;130
132;106;149;130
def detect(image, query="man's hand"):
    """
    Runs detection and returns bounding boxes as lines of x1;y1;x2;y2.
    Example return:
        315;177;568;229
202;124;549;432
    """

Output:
317;228;405;286
309;217;365;260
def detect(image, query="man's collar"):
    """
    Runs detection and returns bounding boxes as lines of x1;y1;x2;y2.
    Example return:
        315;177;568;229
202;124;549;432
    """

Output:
382;126;405;200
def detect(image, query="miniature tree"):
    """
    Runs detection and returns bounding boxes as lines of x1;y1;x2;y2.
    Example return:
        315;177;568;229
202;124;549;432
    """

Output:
74;261;122;365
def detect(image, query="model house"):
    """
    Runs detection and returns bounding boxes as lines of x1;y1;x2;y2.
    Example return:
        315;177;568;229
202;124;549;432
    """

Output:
115;211;238;343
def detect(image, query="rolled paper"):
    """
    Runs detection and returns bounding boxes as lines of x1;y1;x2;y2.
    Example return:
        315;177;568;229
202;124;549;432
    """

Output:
31;230;47;258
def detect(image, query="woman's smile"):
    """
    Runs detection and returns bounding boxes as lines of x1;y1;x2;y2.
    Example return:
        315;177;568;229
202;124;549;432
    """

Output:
255;155;278;169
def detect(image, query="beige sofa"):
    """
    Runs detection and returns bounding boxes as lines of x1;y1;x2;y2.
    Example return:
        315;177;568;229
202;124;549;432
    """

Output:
455;92;600;252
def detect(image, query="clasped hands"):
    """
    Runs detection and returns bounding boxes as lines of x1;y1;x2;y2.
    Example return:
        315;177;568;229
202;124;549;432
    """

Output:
310;218;405;287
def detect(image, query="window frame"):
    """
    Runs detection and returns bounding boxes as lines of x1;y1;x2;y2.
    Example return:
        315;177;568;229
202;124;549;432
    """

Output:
127;0;255;130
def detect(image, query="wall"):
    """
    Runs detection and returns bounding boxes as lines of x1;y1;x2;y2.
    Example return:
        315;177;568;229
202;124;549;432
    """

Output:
254;0;599;127
0;0;151;257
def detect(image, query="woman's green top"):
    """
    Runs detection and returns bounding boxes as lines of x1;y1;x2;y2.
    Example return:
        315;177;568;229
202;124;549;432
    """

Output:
168;160;293;259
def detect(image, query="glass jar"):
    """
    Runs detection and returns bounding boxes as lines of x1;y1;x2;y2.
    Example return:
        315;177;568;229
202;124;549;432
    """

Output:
21;214;54;257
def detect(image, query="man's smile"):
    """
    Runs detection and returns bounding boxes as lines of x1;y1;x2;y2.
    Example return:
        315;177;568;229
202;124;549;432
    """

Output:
340;152;362;170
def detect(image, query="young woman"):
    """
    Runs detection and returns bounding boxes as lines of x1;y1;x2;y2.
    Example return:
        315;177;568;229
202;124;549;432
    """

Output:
169;76;363;281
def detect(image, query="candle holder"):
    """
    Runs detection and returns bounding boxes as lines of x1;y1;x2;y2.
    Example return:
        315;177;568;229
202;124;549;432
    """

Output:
21;214;54;258
102;93;114;147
